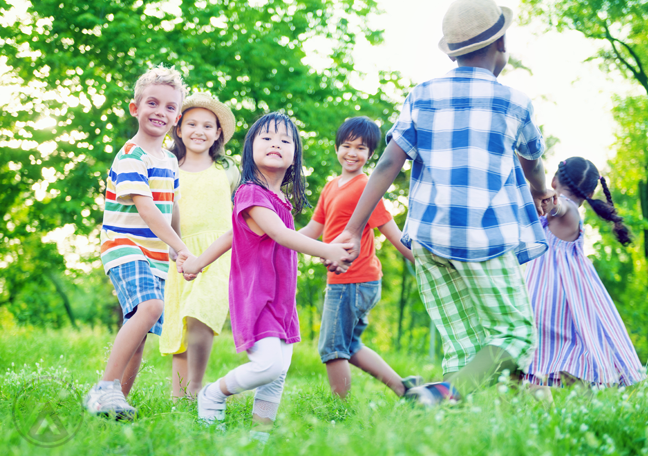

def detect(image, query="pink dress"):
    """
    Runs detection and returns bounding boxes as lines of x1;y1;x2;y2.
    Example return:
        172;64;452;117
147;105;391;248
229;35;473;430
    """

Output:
229;184;300;352
524;215;645;387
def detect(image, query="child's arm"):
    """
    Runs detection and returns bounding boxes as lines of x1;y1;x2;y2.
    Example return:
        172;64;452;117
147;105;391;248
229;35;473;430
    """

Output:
299;219;324;240
244;206;351;267
330;140;409;264
377;220;415;263
518;155;554;216
133;195;192;259
169;201;182;262
180;230;233;275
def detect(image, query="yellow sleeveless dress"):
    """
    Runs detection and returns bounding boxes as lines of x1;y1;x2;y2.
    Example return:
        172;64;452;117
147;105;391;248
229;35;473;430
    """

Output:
159;161;236;355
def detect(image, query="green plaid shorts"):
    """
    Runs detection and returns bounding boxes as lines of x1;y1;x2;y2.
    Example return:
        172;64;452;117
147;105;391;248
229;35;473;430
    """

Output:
413;242;537;375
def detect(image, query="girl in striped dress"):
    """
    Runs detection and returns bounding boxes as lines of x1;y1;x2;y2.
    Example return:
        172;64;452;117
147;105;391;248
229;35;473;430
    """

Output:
524;157;645;388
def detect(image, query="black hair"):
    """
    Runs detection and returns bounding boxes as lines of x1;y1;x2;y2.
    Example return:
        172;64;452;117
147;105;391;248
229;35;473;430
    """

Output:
240;112;309;213
335;116;382;157
557;157;631;245
170;107;229;168
456;42;493;62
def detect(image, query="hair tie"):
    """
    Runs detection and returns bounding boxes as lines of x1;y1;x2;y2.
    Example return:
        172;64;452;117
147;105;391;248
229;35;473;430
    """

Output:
599;176;604;181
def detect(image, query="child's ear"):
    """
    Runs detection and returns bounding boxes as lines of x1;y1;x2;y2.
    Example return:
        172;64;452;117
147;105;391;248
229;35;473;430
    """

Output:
129;101;138;117
551;175;558;189
496;36;506;53
172;112;182;126
176;124;182;138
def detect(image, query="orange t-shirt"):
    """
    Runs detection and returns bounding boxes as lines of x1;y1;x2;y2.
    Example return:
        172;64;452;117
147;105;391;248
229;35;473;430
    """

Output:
312;174;392;284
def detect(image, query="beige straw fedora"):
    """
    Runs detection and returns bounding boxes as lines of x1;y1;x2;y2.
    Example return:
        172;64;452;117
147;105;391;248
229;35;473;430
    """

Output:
439;0;513;58
181;92;236;144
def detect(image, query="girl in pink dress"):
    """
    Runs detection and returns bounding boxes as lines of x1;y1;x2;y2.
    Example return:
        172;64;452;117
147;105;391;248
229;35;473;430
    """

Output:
180;113;351;443
524;157;644;389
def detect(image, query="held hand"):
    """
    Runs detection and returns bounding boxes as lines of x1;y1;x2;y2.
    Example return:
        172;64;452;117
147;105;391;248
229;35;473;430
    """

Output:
181;254;203;275
323;230;360;274
175;249;190;273
183;272;198;282
169;247;178;262
530;187;556;216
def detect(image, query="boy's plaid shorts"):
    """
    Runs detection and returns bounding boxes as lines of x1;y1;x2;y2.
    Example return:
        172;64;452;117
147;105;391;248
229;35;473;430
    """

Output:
108;260;165;336
412;242;537;375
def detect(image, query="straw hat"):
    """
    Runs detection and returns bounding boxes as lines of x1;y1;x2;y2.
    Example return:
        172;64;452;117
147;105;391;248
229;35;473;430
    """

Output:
438;0;513;57
181;93;236;144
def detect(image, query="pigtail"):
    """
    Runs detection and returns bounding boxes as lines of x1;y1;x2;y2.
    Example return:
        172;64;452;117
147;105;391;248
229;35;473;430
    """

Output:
589;177;632;246
558;160;632;246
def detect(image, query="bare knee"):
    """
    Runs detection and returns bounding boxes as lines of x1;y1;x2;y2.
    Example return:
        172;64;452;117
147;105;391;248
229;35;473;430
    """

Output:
137;299;164;322
134;336;147;357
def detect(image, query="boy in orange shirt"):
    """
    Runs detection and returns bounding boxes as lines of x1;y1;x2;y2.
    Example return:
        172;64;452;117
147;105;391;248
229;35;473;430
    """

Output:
301;117;419;398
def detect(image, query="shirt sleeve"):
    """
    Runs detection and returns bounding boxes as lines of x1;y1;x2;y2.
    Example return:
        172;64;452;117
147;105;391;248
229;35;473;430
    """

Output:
386;91;418;161
112;148;152;201
367;198;392;229
173;163;181;202
516;100;545;160
234;184;276;219
311;183;329;225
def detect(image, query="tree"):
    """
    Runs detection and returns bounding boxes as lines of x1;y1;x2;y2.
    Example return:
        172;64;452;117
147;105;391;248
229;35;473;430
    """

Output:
0;0;407;327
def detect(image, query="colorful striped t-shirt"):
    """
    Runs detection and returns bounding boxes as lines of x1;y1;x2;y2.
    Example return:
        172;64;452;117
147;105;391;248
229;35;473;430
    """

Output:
100;141;180;279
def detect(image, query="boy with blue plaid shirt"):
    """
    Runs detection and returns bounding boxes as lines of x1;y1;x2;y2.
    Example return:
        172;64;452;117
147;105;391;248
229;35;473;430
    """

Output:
330;0;554;404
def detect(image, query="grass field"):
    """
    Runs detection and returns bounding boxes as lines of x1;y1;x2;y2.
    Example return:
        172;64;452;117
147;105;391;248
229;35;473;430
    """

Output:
1;326;647;455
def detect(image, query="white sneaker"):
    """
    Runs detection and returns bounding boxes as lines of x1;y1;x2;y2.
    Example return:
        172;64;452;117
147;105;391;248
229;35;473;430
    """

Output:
197;383;226;424
249;430;270;446
84;379;137;420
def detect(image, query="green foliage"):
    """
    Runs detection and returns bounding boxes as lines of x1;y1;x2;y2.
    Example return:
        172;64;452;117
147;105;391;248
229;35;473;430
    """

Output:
2;327;648;455
0;0;424;343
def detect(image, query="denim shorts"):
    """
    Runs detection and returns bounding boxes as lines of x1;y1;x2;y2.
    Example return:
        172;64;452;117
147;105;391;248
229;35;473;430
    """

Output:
318;280;381;363
108;260;165;336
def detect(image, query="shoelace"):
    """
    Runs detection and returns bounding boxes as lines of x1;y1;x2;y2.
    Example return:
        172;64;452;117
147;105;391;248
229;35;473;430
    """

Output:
98;388;131;409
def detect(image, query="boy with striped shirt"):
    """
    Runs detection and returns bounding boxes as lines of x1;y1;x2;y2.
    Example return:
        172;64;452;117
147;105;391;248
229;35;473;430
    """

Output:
85;67;194;419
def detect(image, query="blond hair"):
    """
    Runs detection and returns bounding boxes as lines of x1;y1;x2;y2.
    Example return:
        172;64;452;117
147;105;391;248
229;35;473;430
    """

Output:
133;65;188;105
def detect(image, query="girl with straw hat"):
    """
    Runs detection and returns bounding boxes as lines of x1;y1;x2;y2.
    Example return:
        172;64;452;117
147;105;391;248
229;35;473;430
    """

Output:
159;92;239;400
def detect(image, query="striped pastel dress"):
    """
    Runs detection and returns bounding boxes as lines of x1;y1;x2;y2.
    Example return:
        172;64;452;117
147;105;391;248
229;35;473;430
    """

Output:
524;215;645;387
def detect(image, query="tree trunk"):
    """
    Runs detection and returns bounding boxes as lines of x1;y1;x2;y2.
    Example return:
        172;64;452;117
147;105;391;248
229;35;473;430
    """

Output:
47;273;77;328
639;180;648;258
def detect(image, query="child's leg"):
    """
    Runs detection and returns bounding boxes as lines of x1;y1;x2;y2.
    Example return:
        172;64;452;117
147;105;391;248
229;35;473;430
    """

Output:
199;338;289;423
185;317;214;397
103;299;164;386
325;359;352;398
252;339;293;430
350;347;406;396
442;251;536;395
319;281;383;398
121;335;147;397
172;352;188;399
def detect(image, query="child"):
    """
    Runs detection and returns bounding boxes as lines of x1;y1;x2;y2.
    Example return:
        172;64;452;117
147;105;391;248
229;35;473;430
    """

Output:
179;112;352;442
159;93;239;399
300;117;421;398
524;157;645;388
85;66;193;419
328;0;555;405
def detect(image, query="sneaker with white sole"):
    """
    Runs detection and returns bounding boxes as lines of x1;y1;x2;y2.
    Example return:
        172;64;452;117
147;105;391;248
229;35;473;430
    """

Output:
404;382;460;408
197;383;226;424
84;379;137;420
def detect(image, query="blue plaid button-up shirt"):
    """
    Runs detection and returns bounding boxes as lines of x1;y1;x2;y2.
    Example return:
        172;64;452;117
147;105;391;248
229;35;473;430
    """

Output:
387;67;547;264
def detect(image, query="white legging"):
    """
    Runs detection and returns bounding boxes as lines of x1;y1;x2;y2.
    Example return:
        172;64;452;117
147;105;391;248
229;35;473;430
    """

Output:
223;337;293;420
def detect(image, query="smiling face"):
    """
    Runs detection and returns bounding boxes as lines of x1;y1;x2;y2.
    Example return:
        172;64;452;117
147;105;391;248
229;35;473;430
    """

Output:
336;136;370;176
252;122;296;174
176;108;221;156
129;84;182;140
